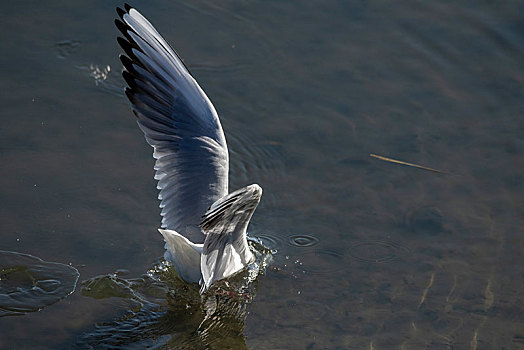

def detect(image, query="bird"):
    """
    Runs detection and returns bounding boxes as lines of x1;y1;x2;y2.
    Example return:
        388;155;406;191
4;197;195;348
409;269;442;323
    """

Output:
115;4;262;293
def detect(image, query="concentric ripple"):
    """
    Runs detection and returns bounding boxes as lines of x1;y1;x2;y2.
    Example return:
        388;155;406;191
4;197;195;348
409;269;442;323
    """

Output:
348;240;409;264
288;234;319;247
252;233;282;251
228;126;285;187
0;250;80;317
295;249;346;275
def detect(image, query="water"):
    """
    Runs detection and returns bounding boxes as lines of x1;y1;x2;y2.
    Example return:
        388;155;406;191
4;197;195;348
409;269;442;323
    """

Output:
0;0;522;348
0;251;79;317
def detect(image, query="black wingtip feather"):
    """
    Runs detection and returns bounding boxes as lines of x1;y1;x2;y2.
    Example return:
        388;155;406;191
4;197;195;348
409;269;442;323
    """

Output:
115;4;196;80
119;54;135;71
124;89;140;115
117;36;139;61
119;54;145;76
122;70;137;88
116;7;126;19
116;36;130;48
125;88;149;111
115;19;129;37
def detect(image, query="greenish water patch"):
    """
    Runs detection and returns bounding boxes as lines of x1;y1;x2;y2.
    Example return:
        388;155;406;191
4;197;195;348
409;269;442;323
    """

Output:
76;240;272;349
0;250;79;317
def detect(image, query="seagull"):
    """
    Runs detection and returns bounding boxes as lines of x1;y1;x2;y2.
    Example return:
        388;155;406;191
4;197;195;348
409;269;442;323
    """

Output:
115;4;262;292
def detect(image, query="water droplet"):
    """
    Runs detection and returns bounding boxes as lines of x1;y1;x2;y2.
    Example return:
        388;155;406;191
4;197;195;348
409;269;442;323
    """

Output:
253;233;281;249
295;249;346;275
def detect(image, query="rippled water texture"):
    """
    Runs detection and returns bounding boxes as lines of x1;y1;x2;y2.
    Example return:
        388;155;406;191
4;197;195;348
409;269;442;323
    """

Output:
0;251;79;317
76;240;272;349
0;0;523;349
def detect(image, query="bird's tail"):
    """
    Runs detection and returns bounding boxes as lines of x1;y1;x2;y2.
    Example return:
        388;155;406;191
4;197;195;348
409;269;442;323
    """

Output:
158;229;203;284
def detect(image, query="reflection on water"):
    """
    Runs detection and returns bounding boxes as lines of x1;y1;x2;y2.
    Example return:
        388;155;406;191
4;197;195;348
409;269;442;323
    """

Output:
77;240;272;349
0;251;79;317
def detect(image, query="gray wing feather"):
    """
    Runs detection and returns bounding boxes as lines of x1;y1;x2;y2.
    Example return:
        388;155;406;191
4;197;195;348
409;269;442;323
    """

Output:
116;6;229;243
199;184;261;291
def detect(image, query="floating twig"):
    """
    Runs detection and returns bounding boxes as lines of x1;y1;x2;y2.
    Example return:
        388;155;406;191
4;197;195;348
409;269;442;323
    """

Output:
370;153;446;174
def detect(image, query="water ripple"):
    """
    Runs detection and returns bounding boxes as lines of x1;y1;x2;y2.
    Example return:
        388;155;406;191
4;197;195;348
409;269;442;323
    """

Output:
0;250;79;317
348;240;409;264
228;126;285;187
77;240;273;348
252;233;282;251
55;40;80;59
288;234;319;247
294;249;346;275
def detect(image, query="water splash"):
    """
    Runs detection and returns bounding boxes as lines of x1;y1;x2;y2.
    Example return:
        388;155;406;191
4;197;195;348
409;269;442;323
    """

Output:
251;233;282;252
54;39;126;97
76;240;273;349
76;64;125;97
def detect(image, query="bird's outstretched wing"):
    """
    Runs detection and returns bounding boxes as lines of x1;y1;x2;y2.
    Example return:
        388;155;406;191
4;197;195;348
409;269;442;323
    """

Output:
200;184;261;291
116;4;229;244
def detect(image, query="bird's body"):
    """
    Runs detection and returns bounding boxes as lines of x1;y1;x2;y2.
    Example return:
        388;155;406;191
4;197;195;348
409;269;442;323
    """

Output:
115;4;261;292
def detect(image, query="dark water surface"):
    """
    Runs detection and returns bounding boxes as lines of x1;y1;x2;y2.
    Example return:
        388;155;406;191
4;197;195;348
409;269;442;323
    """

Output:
1;1;523;349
